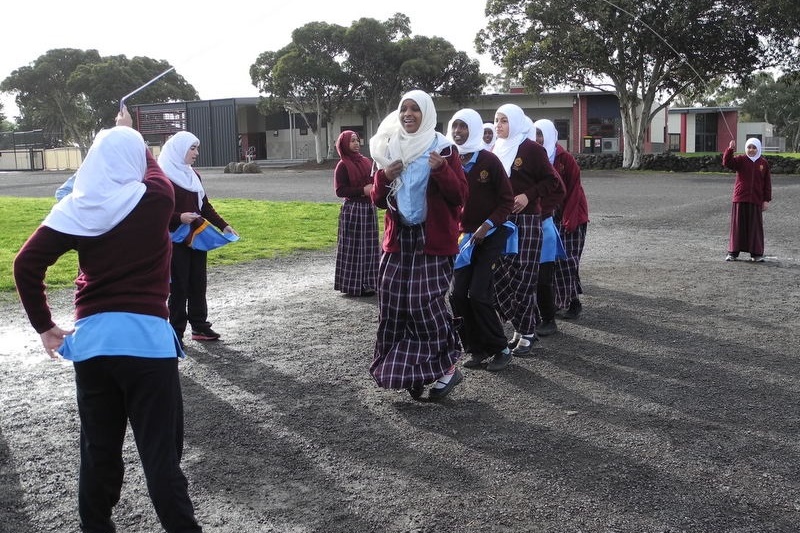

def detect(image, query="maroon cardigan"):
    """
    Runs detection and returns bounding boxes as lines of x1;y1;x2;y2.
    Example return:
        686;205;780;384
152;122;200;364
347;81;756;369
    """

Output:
371;147;467;256
510;138;564;216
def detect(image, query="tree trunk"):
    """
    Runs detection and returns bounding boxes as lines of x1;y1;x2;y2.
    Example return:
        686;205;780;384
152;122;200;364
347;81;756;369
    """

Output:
618;95;651;170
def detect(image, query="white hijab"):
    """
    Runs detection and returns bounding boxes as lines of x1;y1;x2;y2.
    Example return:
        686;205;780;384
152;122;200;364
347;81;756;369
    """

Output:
446;108;485;155
482;122;497;151
745;137;762;162
158;131;204;209
533;118;559;164
369;89;449;169
493;103;528;176
43;127;147;237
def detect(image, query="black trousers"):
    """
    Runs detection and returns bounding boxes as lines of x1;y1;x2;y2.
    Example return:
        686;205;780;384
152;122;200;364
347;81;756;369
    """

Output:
168;244;209;336
537;261;556;322
450;228;509;355
74;356;202;533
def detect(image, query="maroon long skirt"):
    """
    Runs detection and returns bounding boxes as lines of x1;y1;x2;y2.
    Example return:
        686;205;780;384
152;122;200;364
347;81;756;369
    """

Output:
728;202;764;256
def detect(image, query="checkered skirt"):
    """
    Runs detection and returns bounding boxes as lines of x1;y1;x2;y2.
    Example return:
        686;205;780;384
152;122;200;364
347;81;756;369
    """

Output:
553;222;586;308
334;200;380;295
369;224;462;389
493;213;542;335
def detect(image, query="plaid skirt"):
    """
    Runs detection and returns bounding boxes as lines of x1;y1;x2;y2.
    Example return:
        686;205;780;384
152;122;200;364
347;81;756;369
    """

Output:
553;222;587;308
493;213;542;335
334;200;379;295
370;224;462;389
728;202;764;256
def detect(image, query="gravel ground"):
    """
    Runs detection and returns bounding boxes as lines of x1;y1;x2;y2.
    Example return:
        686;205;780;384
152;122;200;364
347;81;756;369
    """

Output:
1;167;799;532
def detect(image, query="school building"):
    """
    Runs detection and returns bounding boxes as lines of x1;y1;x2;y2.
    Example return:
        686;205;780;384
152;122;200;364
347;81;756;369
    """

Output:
2;90;776;171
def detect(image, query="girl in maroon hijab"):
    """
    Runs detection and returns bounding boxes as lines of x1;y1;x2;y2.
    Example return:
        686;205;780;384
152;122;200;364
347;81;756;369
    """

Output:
333;130;380;296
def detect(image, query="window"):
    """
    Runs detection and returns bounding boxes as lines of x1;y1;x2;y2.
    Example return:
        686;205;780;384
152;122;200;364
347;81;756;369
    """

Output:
668;133;681;152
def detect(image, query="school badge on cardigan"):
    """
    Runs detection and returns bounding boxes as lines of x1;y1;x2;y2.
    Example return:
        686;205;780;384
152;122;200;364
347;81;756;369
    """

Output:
171;218;239;251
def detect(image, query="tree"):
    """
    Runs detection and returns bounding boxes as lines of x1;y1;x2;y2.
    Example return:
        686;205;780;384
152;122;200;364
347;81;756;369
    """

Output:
251;22;357;163
712;72;800;152
344;14;484;118
251;15;487;162
1;49;198;153
477;0;798;168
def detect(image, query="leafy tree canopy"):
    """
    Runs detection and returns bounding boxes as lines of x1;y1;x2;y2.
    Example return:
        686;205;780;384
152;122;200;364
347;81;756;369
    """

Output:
1;49;198;151
251;13;486;157
477;0;799;167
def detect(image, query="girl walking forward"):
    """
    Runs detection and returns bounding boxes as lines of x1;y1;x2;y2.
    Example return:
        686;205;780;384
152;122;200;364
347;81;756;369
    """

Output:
368;90;468;401
333;130;379;296
533;118;588;323
723;138;771;262
492;104;564;356
446;108;515;371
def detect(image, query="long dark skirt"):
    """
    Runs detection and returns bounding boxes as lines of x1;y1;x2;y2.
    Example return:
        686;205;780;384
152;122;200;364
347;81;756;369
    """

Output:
370;224;462;389
334;200;379;295
728;202;764;256
493;213;542;335
553;222;587;309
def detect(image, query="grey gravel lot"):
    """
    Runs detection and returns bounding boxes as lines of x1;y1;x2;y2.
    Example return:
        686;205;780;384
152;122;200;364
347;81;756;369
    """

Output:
1;166;799;533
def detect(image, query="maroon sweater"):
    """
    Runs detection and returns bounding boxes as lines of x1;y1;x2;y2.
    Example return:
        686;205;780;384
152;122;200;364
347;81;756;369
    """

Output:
371;147;467;256
170;170;228;232
460;150;513;233
722;148;772;205
510;139;564;215
14;153;174;333
553;144;589;232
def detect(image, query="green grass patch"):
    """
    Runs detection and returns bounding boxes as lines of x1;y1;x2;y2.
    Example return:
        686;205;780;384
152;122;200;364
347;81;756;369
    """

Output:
0;197;345;293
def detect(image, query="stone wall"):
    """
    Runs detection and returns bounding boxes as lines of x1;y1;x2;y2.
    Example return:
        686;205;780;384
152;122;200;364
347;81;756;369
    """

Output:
574;153;800;174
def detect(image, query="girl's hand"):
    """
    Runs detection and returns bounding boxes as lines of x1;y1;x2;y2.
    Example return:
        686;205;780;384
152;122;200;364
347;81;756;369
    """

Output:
512;194;529;214
428;151;445;170
363;183;373;196
180;212;201;224
116;105;133;128
762;201;770;211
728;140;736;150
385;160;403;182
223;225;238;236
40;325;74;360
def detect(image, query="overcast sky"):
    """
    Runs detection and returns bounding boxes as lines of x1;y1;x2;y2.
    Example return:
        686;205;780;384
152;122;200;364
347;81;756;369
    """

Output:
1;0;499;121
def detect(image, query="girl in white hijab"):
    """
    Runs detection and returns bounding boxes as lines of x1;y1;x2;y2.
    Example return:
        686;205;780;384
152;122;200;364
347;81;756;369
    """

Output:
368;89;468;402
722;137;771;262
158;131;236;346
492;103;565;357
159;131;205;209
44;127;147;236
533;118;559;164
481;122;497;151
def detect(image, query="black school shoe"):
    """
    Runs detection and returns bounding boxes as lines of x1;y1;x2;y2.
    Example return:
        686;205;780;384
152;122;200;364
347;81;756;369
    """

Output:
191;325;221;341
486;349;513;372
428;368;464;401
462;351;490;369
563;299;583;320
511;335;539;356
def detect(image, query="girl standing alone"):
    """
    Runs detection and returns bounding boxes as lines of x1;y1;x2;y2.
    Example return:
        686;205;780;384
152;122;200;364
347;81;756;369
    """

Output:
333;130;379;296
723;138;771;262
